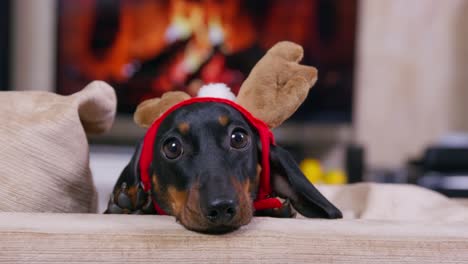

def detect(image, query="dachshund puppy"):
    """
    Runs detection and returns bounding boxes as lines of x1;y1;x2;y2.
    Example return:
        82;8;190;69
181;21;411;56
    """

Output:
105;99;342;233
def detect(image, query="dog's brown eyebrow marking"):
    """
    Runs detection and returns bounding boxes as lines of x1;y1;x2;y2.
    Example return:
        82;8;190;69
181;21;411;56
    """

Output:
218;115;230;126
177;122;190;134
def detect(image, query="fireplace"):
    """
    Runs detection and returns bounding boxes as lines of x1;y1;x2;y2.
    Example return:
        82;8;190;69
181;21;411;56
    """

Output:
57;0;357;123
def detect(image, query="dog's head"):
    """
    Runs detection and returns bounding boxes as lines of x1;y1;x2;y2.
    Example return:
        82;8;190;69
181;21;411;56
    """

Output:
125;42;342;233
142;101;341;233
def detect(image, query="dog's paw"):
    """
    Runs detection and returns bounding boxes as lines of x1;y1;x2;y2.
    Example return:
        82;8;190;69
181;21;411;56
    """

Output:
105;182;154;214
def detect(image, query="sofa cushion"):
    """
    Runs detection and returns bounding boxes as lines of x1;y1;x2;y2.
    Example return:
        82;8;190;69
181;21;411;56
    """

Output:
0;81;116;213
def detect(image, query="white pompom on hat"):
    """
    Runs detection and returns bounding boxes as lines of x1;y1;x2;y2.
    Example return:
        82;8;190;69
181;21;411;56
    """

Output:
197;83;236;101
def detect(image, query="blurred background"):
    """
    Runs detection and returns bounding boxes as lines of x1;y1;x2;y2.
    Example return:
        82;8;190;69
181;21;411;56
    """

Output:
2;0;468;210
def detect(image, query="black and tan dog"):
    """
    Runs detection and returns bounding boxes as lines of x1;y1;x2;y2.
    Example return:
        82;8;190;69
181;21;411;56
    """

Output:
105;42;342;233
105;98;342;233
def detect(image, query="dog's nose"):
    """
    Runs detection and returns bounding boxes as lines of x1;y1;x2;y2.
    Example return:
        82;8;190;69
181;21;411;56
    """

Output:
206;199;236;224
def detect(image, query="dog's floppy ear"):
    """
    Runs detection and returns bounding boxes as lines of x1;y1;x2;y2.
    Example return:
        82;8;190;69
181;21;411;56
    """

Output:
134;91;191;128
269;145;342;219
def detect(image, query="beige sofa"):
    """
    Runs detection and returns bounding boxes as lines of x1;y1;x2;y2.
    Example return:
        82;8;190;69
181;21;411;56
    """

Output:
0;209;467;263
1;183;468;263
2;83;468;263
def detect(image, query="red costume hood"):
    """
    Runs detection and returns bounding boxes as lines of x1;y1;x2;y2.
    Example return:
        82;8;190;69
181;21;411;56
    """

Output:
139;97;282;215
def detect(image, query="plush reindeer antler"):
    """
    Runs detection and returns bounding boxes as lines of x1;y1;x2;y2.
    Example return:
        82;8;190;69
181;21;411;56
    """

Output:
237;41;318;128
134;91;191;128
134;42;316;129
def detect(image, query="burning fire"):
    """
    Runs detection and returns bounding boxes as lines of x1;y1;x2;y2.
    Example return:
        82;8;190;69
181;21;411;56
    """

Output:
61;0;255;86
59;0;356;108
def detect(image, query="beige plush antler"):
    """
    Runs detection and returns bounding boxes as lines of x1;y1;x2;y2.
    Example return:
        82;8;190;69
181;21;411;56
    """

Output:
134;91;191;128
237;41;318;128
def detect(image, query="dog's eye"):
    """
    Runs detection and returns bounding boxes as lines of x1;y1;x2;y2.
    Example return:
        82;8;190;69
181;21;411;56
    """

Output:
230;129;249;149
162;138;183;159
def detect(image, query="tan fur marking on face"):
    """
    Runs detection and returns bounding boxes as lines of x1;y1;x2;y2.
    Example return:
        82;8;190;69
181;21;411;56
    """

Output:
218;115;230;126
231;176;254;226
244;178;251;194
178;181;212;232
177;122;190;134
152;174;160;193
252;164;262;193
167;186;188;217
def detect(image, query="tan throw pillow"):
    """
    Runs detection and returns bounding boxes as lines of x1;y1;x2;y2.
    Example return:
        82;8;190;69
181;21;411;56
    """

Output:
0;81;116;213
